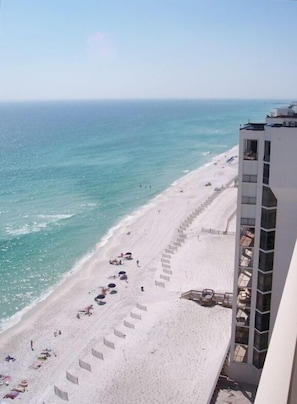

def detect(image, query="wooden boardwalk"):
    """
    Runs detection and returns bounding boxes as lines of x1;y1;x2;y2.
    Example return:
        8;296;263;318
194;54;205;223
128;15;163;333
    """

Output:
181;289;233;308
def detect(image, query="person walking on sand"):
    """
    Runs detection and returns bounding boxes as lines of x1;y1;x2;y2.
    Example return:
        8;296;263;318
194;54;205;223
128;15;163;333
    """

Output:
30;340;34;351
137;260;140;267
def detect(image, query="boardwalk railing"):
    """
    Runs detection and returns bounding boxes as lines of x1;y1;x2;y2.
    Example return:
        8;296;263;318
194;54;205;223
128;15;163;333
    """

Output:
181;289;233;308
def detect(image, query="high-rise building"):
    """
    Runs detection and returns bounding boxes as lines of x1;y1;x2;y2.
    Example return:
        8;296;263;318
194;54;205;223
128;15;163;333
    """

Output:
228;103;297;385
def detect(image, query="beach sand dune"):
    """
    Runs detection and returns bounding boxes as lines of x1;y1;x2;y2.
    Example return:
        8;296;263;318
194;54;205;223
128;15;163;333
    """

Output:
0;147;239;404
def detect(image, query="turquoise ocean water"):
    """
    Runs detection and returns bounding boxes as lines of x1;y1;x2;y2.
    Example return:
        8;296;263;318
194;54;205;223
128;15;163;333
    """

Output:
0;99;285;332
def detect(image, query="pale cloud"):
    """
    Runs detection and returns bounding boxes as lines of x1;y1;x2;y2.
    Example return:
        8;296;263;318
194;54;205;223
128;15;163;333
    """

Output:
85;31;117;61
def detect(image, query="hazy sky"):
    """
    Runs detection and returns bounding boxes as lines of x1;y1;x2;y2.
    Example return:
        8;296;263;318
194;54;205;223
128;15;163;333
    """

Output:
0;0;296;101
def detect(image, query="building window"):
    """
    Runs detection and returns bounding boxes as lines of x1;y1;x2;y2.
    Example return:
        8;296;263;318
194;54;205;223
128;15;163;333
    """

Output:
254;331;269;351
242;196;257;205
263;163;270;185
264;140;271;162
261;208;276;229
241;218;256;226
262;186;277;208
235;326;249;345
260;230;275;251
242;174;257;183
255;311;270;332
253;349;267;369
256;292;271;312
259;251;274;272
244;139;258;160
257;272;273;293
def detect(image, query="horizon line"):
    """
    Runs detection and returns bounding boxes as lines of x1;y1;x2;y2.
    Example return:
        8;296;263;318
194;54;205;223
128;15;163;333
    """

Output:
0;97;292;104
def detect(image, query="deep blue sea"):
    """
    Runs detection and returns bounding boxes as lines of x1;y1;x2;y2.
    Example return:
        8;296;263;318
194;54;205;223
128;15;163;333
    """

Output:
0;99;285;331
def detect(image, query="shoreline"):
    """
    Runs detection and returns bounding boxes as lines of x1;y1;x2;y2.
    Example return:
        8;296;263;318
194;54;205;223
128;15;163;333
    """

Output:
0;145;239;403
0;146;236;336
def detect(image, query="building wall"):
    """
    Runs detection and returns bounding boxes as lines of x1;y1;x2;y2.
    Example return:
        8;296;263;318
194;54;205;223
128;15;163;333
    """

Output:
255;241;297;403
268;126;297;329
228;109;297;385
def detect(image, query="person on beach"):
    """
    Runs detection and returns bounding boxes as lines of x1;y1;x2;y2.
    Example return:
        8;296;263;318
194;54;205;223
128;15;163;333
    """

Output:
30;340;34;351
137;260;140;267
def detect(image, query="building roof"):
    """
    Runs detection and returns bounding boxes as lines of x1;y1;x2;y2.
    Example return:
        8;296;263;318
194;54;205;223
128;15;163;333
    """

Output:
240;123;265;131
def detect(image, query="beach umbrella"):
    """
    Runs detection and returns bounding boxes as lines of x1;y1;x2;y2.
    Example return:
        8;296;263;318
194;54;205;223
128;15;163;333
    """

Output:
110;290;117;295
125;252;132;256
95;294;106;300
118;271;126;275
108;283;116;288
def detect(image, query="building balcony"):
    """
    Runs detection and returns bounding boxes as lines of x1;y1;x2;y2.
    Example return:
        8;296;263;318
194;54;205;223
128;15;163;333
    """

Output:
240;228;255;247
238;267;252;289
235;325;249;344
242;174;257;183
239;258;253;268
243;138;259;160
239;247;253;268
238;288;251;306
241;217;256;227
244;151;258;161
242;196;257;205
233;343;248;363
236;307;251;327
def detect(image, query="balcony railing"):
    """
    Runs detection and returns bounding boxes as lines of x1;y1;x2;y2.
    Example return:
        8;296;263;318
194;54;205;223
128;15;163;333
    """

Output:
243;174;257;183
244;151;258;161
241;217;256;226
242;196;257;205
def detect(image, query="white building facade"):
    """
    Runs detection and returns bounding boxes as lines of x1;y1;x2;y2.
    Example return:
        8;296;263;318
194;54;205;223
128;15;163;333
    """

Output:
228;104;297;384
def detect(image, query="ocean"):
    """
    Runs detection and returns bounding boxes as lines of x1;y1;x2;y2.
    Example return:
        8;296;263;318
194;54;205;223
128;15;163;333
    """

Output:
0;99;284;331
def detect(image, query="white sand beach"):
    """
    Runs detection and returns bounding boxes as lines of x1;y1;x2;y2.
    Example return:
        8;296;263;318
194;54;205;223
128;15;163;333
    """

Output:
0;146;240;404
